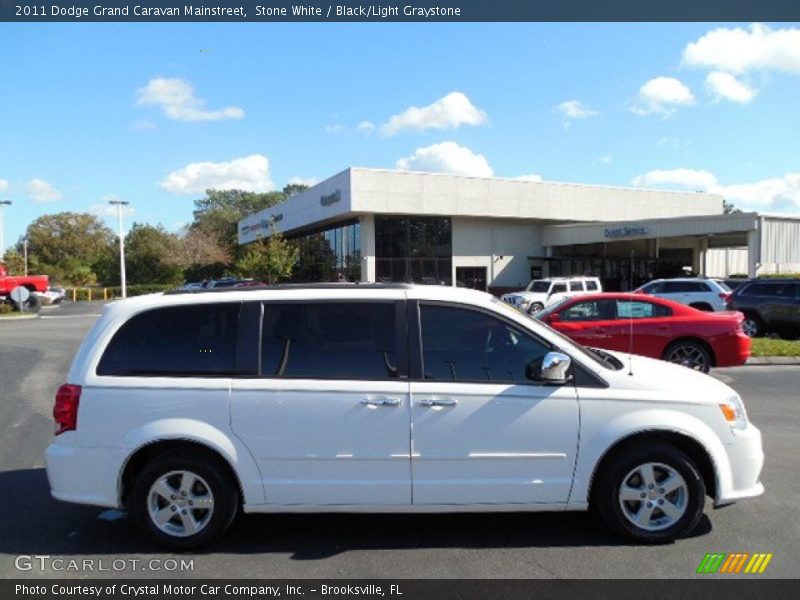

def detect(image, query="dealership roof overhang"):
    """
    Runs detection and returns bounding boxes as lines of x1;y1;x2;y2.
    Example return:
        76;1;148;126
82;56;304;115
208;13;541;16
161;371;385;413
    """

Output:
238;168;724;245
542;212;760;247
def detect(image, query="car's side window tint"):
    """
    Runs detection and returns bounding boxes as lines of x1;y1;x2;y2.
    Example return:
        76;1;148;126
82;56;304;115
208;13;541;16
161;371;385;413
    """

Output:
560;299;615;321
97;303;240;376
616;300;665;319
260;302;399;380
420;304;550;383
552;283;568;294
568;281;584;292
585;281;599;291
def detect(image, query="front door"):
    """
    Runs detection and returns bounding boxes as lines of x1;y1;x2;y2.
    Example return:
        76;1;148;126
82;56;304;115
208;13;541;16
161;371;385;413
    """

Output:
231;300;411;505
410;302;579;505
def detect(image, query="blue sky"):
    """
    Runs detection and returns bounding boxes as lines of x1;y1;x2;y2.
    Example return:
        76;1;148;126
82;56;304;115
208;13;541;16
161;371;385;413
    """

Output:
1;22;799;252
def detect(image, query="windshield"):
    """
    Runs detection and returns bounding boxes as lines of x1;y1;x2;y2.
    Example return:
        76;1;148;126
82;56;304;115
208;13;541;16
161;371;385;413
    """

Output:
525;280;551;293
490;297;621;371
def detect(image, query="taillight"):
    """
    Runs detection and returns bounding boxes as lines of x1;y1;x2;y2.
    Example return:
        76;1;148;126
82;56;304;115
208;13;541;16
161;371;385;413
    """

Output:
54;384;81;435
719;292;732;302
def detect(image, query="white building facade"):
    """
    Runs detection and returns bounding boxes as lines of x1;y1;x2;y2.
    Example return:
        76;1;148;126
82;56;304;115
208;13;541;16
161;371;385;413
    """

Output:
238;168;800;292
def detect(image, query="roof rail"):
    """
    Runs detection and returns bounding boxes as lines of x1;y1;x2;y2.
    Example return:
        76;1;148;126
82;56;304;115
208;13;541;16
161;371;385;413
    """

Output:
165;282;416;295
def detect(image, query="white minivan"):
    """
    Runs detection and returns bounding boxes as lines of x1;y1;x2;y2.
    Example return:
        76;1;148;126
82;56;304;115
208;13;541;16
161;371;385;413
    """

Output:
46;284;764;549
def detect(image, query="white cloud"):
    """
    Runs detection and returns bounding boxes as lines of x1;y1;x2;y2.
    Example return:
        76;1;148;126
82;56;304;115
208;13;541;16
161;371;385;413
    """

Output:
90;196;135;218
160;154;274;195
632;168;800;212
26;178;62;202
632;77;695;116
136;78;245;122
513;174;543;182
632;168;718;190
381;92;488;136
557;100;598;120
0;179;8;193
324;123;345;134
287;176;320;187
705;71;757;104
597;154;613;165
683;23;800;75
396;142;493;177
356;121;375;134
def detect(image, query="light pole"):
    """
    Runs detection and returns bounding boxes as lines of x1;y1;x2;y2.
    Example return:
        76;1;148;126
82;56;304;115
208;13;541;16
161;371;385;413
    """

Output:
109;200;130;298
0;200;11;262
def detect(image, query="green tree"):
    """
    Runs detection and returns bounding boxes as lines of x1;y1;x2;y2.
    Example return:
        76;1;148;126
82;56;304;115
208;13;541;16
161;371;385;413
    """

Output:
168;225;231;282
22;212;115;285
235;224;299;284
191;184;310;261
123;223;183;285
1;249;26;275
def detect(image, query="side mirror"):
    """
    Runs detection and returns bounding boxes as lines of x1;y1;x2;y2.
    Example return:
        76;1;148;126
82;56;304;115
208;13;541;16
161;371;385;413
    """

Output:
527;352;572;385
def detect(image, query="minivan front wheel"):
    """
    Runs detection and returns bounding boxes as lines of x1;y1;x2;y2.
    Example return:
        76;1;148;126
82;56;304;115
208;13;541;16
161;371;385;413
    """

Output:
131;454;239;549
594;443;705;543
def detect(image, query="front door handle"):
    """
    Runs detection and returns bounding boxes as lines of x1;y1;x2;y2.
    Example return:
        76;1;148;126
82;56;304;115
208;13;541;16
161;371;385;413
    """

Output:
417;397;458;407
361;397;401;407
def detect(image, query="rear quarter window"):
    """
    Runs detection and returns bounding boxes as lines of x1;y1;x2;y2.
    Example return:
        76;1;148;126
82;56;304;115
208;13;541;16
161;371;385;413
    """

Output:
97;303;240;376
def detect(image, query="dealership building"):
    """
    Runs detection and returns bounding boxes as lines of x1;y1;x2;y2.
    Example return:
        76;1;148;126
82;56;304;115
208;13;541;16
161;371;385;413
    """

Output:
238;168;800;293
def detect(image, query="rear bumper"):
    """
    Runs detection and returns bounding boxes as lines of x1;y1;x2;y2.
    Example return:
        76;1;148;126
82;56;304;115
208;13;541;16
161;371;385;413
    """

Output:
45;439;123;508
715;422;765;506
714;333;751;367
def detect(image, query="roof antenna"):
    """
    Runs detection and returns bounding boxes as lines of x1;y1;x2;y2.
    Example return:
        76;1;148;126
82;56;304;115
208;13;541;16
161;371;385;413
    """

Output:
627;250;635;377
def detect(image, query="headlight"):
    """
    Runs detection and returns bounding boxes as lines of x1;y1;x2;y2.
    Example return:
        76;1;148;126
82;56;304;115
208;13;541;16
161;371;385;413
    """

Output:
719;395;748;430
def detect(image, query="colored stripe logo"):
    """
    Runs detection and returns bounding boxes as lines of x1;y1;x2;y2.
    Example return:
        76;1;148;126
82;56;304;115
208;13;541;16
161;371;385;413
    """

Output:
697;553;773;574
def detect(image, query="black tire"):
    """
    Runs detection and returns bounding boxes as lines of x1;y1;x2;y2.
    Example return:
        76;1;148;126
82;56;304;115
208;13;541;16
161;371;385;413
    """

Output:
130;452;239;550
527;302;545;315
741;313;764;338
593;442;706;543
24;293;41;313
662;340;712;373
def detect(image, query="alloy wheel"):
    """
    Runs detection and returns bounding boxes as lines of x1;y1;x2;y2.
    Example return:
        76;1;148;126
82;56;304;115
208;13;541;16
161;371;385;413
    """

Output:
665;344;709;372
618;462;688;532
147;470;215;538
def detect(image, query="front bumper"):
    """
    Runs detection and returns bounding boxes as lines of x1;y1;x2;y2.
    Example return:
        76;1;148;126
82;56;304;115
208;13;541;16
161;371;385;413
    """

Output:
715;422;765;506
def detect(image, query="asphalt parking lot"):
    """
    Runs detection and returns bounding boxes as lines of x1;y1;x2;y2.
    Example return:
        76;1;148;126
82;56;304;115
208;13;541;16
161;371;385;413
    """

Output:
0;301;797;579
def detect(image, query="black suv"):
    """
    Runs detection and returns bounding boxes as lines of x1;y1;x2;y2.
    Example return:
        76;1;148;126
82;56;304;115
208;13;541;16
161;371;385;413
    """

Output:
727;279;800;339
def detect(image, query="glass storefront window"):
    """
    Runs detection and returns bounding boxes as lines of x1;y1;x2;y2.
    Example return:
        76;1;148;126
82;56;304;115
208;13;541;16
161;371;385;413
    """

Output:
375;216;453;285
290;220;361;282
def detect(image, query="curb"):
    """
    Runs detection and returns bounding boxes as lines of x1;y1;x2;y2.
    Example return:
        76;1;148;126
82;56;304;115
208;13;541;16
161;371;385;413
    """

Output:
746;356;800;365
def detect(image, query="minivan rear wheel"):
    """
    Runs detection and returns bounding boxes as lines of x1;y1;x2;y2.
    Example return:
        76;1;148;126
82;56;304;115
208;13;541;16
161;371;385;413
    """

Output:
130;454;239;550
594;443;705;543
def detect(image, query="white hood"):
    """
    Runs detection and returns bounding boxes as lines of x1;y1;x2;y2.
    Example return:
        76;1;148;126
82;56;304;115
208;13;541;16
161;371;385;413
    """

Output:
596;350;738;405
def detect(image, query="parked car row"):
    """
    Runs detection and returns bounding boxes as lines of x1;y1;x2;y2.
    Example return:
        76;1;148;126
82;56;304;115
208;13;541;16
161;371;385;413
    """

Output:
726;279;800;339
534;293;750;373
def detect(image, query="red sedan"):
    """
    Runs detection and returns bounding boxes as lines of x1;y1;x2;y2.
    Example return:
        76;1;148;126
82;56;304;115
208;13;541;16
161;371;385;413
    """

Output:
535;293;750;372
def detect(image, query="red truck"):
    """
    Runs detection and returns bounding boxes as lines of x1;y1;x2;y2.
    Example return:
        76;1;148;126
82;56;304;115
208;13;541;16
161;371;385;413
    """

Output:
0;263;49;311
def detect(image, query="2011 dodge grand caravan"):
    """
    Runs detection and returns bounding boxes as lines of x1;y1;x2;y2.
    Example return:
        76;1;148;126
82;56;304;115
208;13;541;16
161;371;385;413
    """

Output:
46;284;764;549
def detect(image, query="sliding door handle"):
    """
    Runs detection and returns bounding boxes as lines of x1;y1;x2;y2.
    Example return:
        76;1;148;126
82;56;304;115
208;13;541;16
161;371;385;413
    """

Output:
417;397;458;407
361;397;401;407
